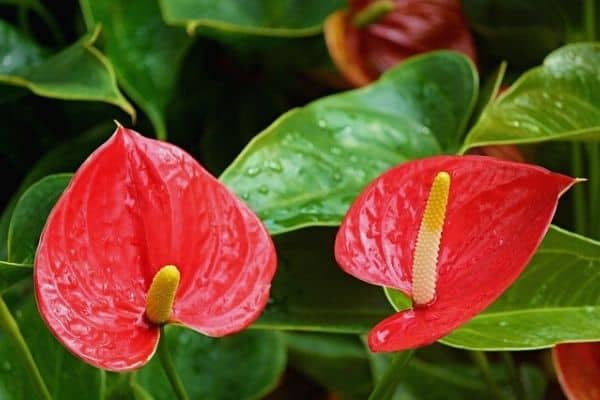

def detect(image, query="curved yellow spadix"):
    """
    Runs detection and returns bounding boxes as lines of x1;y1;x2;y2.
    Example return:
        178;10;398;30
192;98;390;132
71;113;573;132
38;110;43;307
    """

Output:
145;265;180;325
412;172;450;306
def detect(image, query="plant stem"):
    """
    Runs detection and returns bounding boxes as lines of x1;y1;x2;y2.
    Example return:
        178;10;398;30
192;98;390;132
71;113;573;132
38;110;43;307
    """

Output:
352;0;395;28
585;0;596;41
0;296;52;400
501;351;524;400
469;351;503;400
368;350;415;400
588;143;599;239
571;144;587;235
157;327;189;400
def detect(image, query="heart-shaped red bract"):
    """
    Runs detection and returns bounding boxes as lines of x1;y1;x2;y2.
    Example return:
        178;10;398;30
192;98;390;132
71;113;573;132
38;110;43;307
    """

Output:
553;343;600;400
34;126;277;371
335;156;575;352
325;0;477;86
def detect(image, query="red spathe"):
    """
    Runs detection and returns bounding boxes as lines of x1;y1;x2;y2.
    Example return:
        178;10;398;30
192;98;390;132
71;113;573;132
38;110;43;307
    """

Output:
335;155;576;351
34;126;277;371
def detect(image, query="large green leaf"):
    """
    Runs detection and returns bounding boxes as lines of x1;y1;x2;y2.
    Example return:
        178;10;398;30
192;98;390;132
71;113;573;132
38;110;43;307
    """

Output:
462;43;600;151
0;22;134;116
254;228;392;332
0;298;103;400
159;0;344;36
441;226;600;350
221;51;478;234
0;261;31;293
80;0;192;139
135;327;286;400
0;123;111;260
7;174;72;265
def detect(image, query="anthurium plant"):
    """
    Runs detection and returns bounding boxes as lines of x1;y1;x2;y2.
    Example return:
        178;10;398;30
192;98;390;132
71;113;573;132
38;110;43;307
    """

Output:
0;1;599;399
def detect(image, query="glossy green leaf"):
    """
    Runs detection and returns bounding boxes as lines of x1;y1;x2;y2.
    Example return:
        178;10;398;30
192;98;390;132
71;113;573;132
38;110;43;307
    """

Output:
0;19;46;75
254;228;392;332
0;23;134;116
440;226;600;350
0;261;31;293
0;123;111;260
159;0;344;36
135;327;286;400
221;52;478;234
285;332;373;399
80;0;192;139
462;43;600;152
7;174;72;265
0;298;102;400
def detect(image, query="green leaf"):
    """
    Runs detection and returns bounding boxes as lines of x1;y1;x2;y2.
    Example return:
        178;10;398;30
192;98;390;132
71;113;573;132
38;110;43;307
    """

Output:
80;0;192;139
285;332;373;399
221;51;478;234
159;0;345;37
0;298;103;400
7;174;72;265
0;123;111;260
462;43;600;152
0;19;46;75
254;228;392;333
0;261;31;293
0;23;134;116
135;327;286;400
441;226;600;350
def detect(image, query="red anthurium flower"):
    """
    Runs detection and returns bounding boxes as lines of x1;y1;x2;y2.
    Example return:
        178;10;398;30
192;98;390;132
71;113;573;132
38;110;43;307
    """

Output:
34;126;277;371
324;0;477;87
335;156;576;352
553;343;600;400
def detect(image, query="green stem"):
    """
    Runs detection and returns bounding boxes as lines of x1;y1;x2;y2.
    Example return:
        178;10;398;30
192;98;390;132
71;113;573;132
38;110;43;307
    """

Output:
368;350;415;400
588;143;599;239
585;0;596;41
352;0;395;28
0;297;52;400
501;352;524;400
158;327;189;400
469;351;503;400
571;144;587;235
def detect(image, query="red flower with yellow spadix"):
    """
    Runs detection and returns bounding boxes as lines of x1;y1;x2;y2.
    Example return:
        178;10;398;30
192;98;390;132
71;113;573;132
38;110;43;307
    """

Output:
34;126;277;371
335;156;578;351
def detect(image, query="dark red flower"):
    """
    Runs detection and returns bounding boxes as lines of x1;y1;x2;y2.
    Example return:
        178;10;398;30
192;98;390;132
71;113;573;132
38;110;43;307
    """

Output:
335;156;576;351
553;343;600;400
34;126;277;371
325;0;477;86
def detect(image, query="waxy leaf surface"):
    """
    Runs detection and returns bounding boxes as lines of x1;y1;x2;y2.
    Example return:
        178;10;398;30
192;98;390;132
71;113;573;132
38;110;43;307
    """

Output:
34;127;276;370
81;0;192;139
221;51;477;234
553;343;600;400
335;156;575;351
159;0;344;36
0;22;134;116
136;327;286;400
463;43;600;151
441;226;600;350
